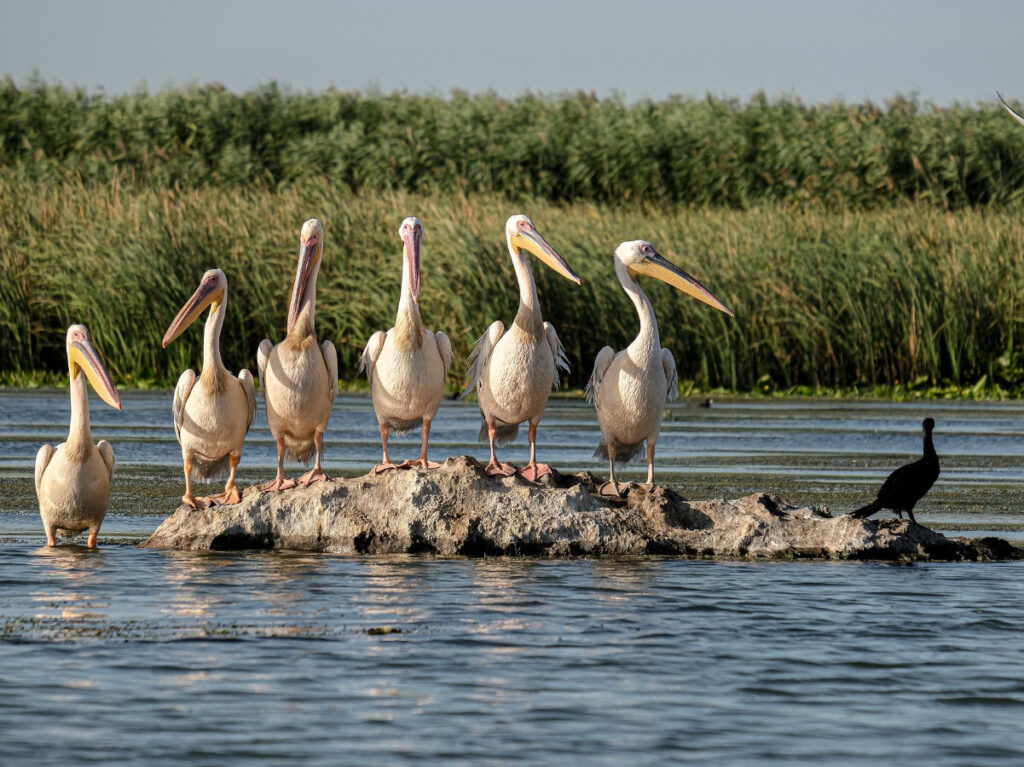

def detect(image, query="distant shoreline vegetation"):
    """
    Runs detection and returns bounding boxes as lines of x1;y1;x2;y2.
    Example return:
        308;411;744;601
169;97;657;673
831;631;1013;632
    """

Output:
4;78;1024;208
2;80;1024;397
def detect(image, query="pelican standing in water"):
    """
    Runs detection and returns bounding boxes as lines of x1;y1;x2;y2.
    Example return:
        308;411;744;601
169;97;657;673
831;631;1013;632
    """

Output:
464;214;582;480
586;241;733;496
35;325;122;547
360;217;453;472
162;269;256;508
258;218;338;490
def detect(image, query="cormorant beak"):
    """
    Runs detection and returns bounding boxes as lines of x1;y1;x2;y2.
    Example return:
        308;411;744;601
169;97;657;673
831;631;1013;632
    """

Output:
403;227;422;301
511;226;582;286
69;336;121;410
998;92;1024;127
287;237;320;333
162;274;223;347
630;250;734;316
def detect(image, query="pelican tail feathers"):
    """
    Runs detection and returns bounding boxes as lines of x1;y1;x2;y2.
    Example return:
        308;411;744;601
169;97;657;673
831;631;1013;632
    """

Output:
593;438;645;464
190;453;231;481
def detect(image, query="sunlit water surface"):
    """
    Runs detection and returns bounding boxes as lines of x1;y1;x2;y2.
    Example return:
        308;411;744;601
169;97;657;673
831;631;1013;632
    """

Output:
2;390;1024;764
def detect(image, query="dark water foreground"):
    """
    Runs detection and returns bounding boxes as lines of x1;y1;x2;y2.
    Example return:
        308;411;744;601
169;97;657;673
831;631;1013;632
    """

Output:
2;548;1024;765
3;391;1024;763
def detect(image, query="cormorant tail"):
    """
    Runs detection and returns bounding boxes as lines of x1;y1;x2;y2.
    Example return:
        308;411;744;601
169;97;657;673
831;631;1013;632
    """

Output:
849;500;881;519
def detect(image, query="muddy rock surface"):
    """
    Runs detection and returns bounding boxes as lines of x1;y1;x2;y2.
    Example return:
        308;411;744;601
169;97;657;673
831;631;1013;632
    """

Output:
141;456;1018;560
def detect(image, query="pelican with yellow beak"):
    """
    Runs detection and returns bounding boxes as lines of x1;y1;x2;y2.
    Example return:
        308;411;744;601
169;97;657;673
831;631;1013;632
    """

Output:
35;325;122;547
360;217;453;472
257;218;338;490
162;268;256;508
586;241;733;496
463;214;582;480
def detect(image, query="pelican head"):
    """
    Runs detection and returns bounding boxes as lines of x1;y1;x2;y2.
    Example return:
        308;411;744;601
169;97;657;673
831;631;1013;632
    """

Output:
288;218;325;333
505;214;581;285
399;216;423;300
616;240;734;317
66;324;121;410
162;268;227;347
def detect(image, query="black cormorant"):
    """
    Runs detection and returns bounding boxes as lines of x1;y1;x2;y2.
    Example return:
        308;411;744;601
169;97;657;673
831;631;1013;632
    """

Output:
849;417;939;524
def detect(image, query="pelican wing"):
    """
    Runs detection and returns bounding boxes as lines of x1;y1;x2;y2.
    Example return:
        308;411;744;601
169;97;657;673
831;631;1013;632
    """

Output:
321;340;338;402
661;348;679;402
435;331;453;375
238;369;257;433
543;321;570;390
585;346;615;406
172;369;197;443
359;330;388;381
257;339;273;390
97;440;116;480
34;443;55;496
462;320;505;398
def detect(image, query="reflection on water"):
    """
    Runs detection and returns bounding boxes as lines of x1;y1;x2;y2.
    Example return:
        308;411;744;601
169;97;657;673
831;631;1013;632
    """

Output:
3;548;1024;765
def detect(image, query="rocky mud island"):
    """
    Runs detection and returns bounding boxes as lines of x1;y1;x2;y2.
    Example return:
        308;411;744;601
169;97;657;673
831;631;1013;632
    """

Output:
143;456;1019;561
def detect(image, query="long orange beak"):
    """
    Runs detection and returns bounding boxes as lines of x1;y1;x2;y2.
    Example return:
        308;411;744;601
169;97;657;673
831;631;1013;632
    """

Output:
287;239;319;333
162;274;222;347
69;336;121;410
630;250;734;317
511;226;582;286
403;228;422;300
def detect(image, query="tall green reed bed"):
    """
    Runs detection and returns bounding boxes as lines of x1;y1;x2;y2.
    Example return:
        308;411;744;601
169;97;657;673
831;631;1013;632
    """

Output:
2;175;1023;393
4;80;1024;208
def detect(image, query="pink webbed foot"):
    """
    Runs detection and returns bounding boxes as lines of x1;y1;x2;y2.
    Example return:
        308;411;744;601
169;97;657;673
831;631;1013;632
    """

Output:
261;477;297;492
397;458;442;470
485;461;517;477
598;481;631;498
182;493;211;509
297;468;327;487
204;486;242;506
373;462;399;474
516;463;554;482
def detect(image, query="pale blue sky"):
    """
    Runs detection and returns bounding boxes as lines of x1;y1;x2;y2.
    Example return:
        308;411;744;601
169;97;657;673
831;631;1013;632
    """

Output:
1;0;1021;104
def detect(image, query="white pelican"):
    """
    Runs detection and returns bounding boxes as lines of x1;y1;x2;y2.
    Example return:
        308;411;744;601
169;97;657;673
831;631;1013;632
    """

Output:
35;325;122;547
162;268;256;508
586;241;733;496
257;218;338;490
360;217;453;472
463;214;581;480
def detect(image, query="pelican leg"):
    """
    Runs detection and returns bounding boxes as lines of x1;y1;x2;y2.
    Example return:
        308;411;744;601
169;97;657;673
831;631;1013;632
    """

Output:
374;422;398;473
484;421;516;477
262;437;297;491
181;456;209;508
87;527;98;548
45;524;57;547
399;419;441;470
206;453;243;506
643;440;656;490
517;421;553;482
298;431;328;486
599;443;629;497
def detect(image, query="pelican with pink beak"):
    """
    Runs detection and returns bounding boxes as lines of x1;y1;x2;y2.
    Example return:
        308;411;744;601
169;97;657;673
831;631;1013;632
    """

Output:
360;217;453;472
463;214;582;480
35;324;122;547
257;218;338;490
162;268;256;508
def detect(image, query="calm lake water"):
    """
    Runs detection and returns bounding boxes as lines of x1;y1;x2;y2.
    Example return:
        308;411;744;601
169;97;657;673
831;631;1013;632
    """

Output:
2;389;1024;764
